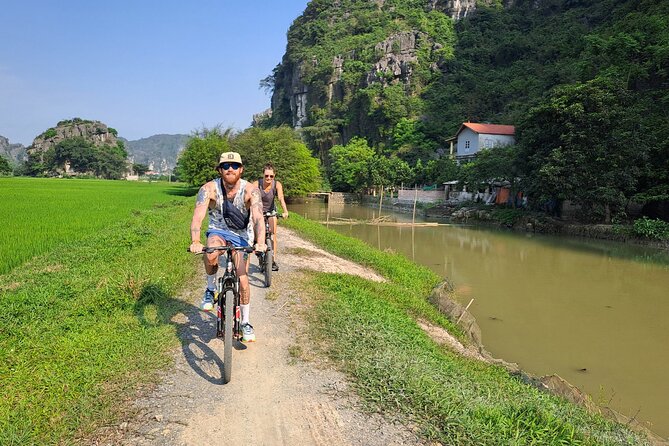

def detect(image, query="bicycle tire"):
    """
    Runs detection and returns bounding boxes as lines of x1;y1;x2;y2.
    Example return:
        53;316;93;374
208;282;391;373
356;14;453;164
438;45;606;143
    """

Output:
264;239;273;287
222;289;234;384
215;278;224;337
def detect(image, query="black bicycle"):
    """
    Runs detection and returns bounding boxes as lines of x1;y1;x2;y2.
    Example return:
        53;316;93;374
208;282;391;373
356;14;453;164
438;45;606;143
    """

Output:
258;211;282;287
193;244;254;384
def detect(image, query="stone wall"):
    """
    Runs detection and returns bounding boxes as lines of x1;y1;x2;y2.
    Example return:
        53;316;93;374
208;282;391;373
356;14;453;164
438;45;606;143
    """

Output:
397;188;446;203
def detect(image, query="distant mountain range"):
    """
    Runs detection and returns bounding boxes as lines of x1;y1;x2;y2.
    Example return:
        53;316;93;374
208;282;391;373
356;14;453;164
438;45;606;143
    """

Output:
120;134;190;173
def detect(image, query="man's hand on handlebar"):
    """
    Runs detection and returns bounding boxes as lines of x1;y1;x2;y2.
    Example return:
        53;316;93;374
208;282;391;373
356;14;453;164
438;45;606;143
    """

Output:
254;242;267;252
190;241;204;253
282;211;289;219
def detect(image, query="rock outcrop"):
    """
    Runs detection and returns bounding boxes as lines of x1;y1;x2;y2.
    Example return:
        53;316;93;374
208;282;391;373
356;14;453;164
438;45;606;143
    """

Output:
27;118;118;163
0;135;25;163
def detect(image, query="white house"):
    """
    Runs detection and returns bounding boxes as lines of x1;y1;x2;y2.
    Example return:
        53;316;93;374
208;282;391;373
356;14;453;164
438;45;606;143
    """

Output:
449;122;516;163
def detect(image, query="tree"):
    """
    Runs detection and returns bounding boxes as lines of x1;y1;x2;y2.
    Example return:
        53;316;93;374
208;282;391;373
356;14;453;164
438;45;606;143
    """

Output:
519;77;645;222
230;126;322;197
132;163;150;176
328;137;375;192
366;155;412;191
0;156;12;175
458;145;520;205
42;137;129;179
424;156;459;185
91;142;128;179
176;127;232;186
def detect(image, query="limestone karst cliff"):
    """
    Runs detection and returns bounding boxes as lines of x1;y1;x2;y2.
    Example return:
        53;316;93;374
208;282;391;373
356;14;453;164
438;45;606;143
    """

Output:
0;135;25;164
27;118;119;163
267;0;504;161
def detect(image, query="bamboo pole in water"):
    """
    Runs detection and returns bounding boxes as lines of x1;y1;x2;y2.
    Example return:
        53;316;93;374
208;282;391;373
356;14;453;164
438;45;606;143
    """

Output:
378;185;384;216
412;187;418;224
326;193;330;226
456;299;475;325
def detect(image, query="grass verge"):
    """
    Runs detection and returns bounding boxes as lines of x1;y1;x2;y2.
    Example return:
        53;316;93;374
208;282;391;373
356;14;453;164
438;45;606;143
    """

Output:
284;215;651;445
0;198;198;445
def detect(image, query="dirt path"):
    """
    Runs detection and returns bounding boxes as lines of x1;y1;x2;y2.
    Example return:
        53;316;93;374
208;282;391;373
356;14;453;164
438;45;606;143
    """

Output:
98;228;424;446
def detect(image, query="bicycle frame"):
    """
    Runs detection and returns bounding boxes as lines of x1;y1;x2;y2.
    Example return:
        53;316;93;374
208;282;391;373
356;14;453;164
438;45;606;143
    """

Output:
208;245;253;340
191;244;254;383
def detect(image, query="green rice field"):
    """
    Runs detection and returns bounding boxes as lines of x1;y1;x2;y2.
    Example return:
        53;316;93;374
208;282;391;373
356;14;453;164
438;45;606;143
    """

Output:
0;177;191;274
0;177;200;445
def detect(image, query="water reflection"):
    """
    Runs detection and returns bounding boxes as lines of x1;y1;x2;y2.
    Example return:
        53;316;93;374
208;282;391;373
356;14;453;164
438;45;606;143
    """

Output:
292;200;669;438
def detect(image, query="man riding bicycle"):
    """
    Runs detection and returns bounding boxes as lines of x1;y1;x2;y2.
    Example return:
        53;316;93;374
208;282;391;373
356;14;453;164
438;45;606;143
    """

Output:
252;162;289;271
189;152;266;342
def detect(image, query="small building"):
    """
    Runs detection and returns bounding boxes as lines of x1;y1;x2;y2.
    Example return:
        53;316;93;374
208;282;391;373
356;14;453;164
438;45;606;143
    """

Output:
452;122;515;163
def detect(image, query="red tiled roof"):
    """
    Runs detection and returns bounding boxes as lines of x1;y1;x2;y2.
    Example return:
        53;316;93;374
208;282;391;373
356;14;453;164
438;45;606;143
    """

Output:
461;122;515;135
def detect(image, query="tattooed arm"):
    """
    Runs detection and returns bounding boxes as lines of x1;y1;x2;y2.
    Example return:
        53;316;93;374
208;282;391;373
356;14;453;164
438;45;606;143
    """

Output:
189;183;213;252
247;183;266;251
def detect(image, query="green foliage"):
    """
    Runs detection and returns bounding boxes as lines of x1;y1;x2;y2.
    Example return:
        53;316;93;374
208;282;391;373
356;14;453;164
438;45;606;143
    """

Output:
107;127;118;137
424;155;459;185
0;156;11;175
519;77;644;222
328;136;413;192
132;163;150;176
229;126;322;197
175;127;232;186
42;128;57;139
328;137;375;192
39;137;129;179
391;118;439;165
631;217;669;240
491;207;525;226
56;117;94;126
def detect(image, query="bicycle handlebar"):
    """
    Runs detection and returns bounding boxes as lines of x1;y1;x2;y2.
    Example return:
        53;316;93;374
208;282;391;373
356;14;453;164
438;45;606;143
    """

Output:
263;211;283;218
186;245;256;254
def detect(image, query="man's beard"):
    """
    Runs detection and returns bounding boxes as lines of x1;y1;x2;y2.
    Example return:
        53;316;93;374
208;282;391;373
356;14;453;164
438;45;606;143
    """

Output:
223;170;241;187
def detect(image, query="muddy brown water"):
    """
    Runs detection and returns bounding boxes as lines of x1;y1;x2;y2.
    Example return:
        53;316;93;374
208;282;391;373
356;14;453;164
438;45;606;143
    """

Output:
292;200;669;439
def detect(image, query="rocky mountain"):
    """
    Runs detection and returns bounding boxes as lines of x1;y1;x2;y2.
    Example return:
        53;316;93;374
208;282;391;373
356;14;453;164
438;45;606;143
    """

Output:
27;118;119;163
122;134;190;174
268;0;668;176
0;135;25;164
267;0;502;162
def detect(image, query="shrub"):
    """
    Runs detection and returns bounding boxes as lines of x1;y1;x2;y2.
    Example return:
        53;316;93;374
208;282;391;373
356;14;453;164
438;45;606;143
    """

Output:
631;217;669;240
43;128;57;139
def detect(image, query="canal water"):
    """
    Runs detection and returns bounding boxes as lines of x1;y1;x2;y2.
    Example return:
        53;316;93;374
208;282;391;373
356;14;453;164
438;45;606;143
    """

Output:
290;200;669;438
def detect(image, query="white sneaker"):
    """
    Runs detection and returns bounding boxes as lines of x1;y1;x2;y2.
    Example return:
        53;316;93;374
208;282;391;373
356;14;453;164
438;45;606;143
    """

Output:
201;288;215;311
241;323;256;342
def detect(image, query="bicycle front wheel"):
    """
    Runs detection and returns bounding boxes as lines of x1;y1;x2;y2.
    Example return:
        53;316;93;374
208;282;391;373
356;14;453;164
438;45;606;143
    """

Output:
264;240;273;287
223;289;234;384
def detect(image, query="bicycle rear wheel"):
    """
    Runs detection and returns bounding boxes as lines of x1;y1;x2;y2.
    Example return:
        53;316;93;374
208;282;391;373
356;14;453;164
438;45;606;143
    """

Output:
222;289;234;384
264;239;273;287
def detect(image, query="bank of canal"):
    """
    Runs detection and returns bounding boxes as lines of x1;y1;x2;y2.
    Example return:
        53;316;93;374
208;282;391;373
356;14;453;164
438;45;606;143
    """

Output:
291;200;669;439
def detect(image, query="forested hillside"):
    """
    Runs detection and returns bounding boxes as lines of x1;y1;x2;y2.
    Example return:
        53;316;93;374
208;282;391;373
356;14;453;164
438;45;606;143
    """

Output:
266;0;669;222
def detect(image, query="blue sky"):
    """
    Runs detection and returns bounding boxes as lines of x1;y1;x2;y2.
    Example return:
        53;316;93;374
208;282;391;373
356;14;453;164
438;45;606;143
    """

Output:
0;1;310;145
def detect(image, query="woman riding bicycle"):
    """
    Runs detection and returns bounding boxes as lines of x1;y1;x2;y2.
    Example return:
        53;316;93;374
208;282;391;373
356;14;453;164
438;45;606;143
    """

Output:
252;162;289;271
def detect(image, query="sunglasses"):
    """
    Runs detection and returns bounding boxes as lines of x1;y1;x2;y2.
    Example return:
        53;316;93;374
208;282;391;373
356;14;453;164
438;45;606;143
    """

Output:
220;162;241;170
264;174;275;178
